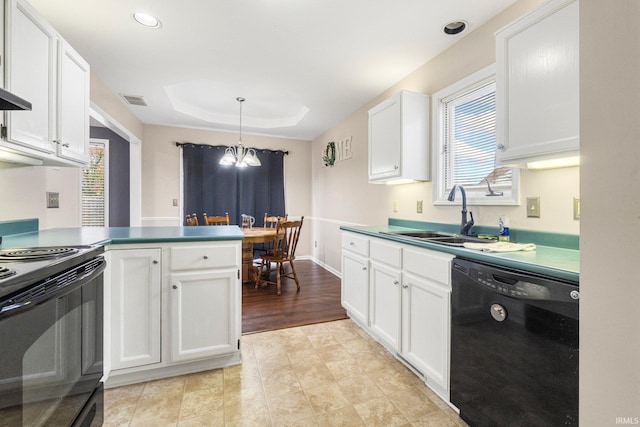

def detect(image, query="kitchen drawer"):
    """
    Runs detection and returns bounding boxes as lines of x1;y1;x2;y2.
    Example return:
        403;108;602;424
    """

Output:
370;239;402;268
170;244;239;271
342;232;369;257
403;247;453;286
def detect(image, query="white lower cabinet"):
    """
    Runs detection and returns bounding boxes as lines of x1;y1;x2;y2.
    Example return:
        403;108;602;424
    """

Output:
105;241;241;387
341;232;370;327
368;239;402;351
341;231;454;401
169;270;238;362
108;248;162;371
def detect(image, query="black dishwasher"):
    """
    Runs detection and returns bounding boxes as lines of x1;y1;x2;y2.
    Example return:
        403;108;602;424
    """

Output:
450;257;578;427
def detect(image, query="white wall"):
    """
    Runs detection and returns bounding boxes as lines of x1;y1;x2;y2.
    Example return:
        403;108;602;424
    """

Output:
580;0;640;424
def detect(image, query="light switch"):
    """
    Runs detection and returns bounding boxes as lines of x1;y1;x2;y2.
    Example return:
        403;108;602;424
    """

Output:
173;198;178;207
573;198;580;220
526;197;540;218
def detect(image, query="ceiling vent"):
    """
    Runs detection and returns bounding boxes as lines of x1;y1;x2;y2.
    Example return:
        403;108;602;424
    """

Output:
120;94;147;106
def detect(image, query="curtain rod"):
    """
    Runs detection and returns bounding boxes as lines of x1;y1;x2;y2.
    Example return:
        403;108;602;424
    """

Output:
175;141;289;155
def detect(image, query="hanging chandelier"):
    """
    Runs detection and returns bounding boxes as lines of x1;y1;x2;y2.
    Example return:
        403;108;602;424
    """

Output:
219;97;261;167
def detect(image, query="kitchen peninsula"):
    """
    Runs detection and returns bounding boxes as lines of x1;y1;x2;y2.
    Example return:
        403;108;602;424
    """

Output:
0;219;244;387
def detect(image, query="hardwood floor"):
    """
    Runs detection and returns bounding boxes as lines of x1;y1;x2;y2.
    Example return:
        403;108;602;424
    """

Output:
242;259;347;334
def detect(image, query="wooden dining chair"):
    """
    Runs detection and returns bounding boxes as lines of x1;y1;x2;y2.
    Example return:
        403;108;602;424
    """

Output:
264;213;288;228
185;213;199;226
257;216;304;295
254;213;288;258
203;212;230;226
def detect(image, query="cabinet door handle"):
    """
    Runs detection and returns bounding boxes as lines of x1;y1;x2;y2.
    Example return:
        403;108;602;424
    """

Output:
53;139;60;145
172;285;178;289
203;255;209;260
393;280;399;285
402;284;408;289
349;242;355;246
394;165;399;170
62;142;70;148
361;266;367;271
152;260;159;264
496;143;506;151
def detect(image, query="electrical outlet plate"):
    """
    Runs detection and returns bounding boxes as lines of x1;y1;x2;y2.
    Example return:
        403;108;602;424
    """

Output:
417;200;423;214
392;200;398;213
526;197;540;218
46;192;59;209
573;198;580;220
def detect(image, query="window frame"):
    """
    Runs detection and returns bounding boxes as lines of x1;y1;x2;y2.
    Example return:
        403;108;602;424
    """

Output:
431;64;520;206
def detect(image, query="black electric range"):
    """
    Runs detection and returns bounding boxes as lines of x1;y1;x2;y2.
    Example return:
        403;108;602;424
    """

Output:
0;245;104;302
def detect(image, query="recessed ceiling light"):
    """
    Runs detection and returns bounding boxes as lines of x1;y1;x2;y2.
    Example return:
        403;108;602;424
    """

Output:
133;12;162;29
443;21;467;35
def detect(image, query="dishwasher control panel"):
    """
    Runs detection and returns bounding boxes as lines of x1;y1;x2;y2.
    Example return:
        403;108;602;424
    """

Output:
474;270;551;299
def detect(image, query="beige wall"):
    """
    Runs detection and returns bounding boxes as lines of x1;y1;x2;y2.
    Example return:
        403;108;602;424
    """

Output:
309;0;582;272
580;0;640;424
140;125;313;254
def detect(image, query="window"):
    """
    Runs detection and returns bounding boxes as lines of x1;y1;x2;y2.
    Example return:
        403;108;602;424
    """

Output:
432;64;519;205
81;139;109;226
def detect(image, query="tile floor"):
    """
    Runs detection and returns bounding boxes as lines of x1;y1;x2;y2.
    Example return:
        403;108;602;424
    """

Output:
104;319;469;427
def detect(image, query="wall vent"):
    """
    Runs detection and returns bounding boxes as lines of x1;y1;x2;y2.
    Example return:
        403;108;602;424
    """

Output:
120;94;147;106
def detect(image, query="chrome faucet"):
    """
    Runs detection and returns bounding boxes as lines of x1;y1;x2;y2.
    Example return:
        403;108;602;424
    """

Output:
448;184;474;235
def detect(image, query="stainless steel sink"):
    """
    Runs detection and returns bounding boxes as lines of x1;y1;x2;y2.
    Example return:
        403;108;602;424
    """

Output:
382;230;453;239
381;230;494;247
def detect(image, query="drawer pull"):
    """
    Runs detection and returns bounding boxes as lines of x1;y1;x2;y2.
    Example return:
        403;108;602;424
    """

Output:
172;285;178;289
362;266;367;271
203;255;209;260
152;260;159;264
349;242;355;246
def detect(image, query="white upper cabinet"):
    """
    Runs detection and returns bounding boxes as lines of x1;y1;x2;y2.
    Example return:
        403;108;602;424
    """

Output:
495;0;579;166
56;39;90;163
3;0;90;166
4;0;57;154
368;90;430;183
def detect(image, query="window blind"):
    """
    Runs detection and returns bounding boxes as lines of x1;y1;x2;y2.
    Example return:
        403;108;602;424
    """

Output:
81;144;106;226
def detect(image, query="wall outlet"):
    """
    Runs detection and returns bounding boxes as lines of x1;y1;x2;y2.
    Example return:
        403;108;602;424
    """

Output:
314;240;318;248
46;192;59;209
573;198;580;220
172;198;178;207
417;200;423;214
526;197;540;218
392;200;398;212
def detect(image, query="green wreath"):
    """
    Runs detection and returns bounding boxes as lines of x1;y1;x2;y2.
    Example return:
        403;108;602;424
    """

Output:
323;141;336;167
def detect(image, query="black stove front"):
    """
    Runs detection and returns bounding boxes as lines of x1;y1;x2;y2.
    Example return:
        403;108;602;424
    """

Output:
0;245;106;426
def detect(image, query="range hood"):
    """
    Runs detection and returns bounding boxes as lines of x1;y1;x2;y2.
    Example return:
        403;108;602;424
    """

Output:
0;87;32;110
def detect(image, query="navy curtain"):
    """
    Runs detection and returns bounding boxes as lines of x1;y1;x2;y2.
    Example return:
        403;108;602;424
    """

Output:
182;144;286;226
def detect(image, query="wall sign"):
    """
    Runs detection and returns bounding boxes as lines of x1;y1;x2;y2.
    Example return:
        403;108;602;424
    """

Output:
322;136;353;167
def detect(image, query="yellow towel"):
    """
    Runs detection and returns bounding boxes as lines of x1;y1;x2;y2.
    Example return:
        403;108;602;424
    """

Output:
463;241;536;252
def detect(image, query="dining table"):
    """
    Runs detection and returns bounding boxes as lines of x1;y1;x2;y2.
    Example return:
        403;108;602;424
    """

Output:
241;227;279;284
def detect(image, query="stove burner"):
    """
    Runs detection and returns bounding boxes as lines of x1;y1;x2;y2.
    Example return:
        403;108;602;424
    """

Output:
0;247;80;261
0;266;16;279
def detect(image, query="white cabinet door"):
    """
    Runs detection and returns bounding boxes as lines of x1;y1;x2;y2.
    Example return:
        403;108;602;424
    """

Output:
56;39;90;163
341;251;369;327
401;271;450;393
369;95;401;180
368;90;429;183
5;0;57;154
496;0;579;165
369;261;402;351
109;248;162;371
169;269;239;362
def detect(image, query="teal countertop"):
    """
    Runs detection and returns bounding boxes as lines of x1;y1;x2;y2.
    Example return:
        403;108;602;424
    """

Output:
341;222;579;283
0;226;245;248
